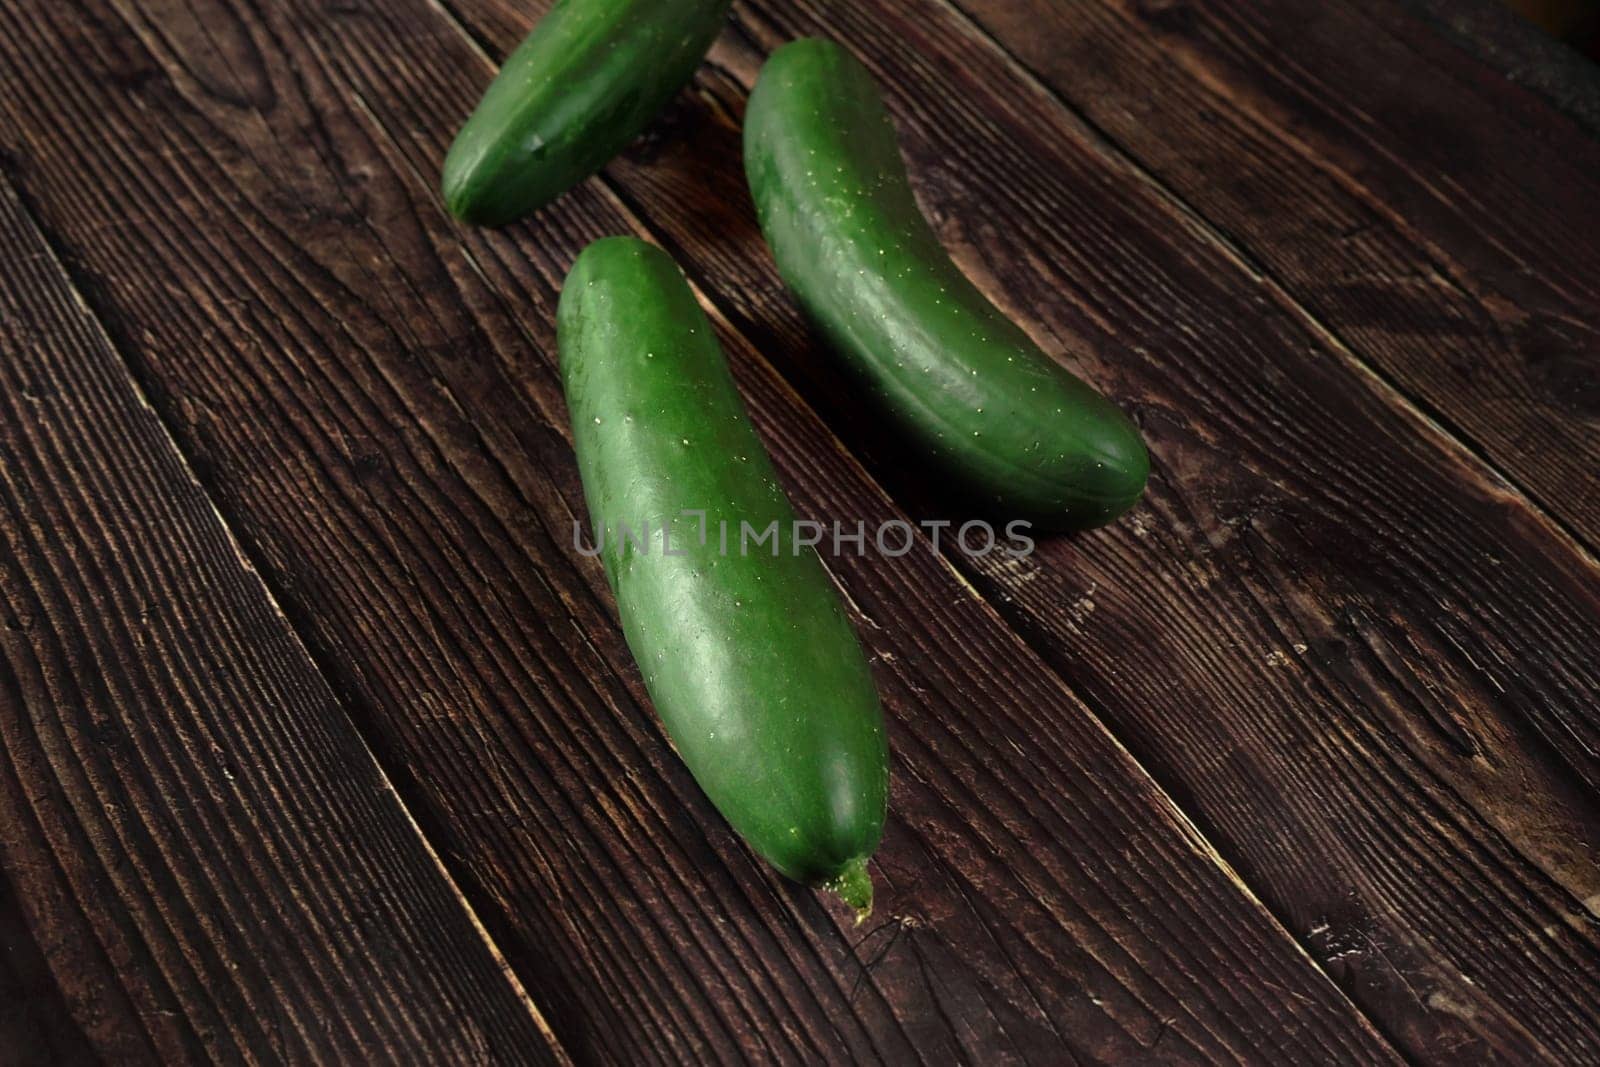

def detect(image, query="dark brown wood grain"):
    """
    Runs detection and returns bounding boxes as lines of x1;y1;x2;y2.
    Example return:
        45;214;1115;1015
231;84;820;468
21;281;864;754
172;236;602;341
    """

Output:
1387;0;1600;136
0;868;97;1067
0;180;564;1065
432;0;1600;1060
0;0;1407;1062
946;0;1600;550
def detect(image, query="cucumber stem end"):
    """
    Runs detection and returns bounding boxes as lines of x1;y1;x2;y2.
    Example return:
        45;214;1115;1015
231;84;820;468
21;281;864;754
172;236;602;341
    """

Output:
827;857;874;924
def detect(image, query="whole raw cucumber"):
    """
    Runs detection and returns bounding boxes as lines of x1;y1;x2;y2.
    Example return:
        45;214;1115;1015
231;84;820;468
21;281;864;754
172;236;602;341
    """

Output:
443;0;731;226
744;38;1149;530
558;237;888;913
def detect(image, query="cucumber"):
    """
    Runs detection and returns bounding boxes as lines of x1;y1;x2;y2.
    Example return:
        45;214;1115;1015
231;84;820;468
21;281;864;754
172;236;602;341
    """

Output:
558;237;888;913
744;39;1149;530
443;0;731;226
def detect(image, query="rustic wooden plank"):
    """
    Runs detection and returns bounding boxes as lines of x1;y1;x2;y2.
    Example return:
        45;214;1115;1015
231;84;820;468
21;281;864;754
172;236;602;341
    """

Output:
1388;0;1600;136
0;180;564;1063
431;0;1600;1061
0;867;98;1066
945;0;1600;551
0;0;1404;1062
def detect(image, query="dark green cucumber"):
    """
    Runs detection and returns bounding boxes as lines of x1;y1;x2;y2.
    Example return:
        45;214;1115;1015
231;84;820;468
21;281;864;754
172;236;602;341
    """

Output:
744;39;1149;530
442;0;731;226
558;237;888;913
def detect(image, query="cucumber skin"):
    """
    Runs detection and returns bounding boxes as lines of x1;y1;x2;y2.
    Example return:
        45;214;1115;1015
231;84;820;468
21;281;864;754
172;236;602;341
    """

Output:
443;0;731;226
744;39;1149;531
558;238;888;898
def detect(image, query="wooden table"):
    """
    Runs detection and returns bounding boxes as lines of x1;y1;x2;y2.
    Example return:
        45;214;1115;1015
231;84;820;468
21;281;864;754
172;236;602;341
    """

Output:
3;0;1598;1062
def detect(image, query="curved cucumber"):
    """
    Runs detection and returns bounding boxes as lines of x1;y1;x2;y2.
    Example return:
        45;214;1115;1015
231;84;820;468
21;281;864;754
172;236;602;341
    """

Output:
558;237;888;912
744;39;1149;530
443;0;731;226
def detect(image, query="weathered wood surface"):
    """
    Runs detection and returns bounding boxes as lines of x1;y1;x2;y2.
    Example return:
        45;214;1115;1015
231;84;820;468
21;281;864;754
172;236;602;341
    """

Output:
948;0;1600;550
1388;0;1600;137
0;0;1596;1062
0;867;98;1065
0;0;1410;1063
0;181;565;1064
442;0;1600;1060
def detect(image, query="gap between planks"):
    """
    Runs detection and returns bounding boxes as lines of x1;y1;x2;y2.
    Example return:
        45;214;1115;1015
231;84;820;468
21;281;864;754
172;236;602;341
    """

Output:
417;0;1409;1051
0;171;573;1067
